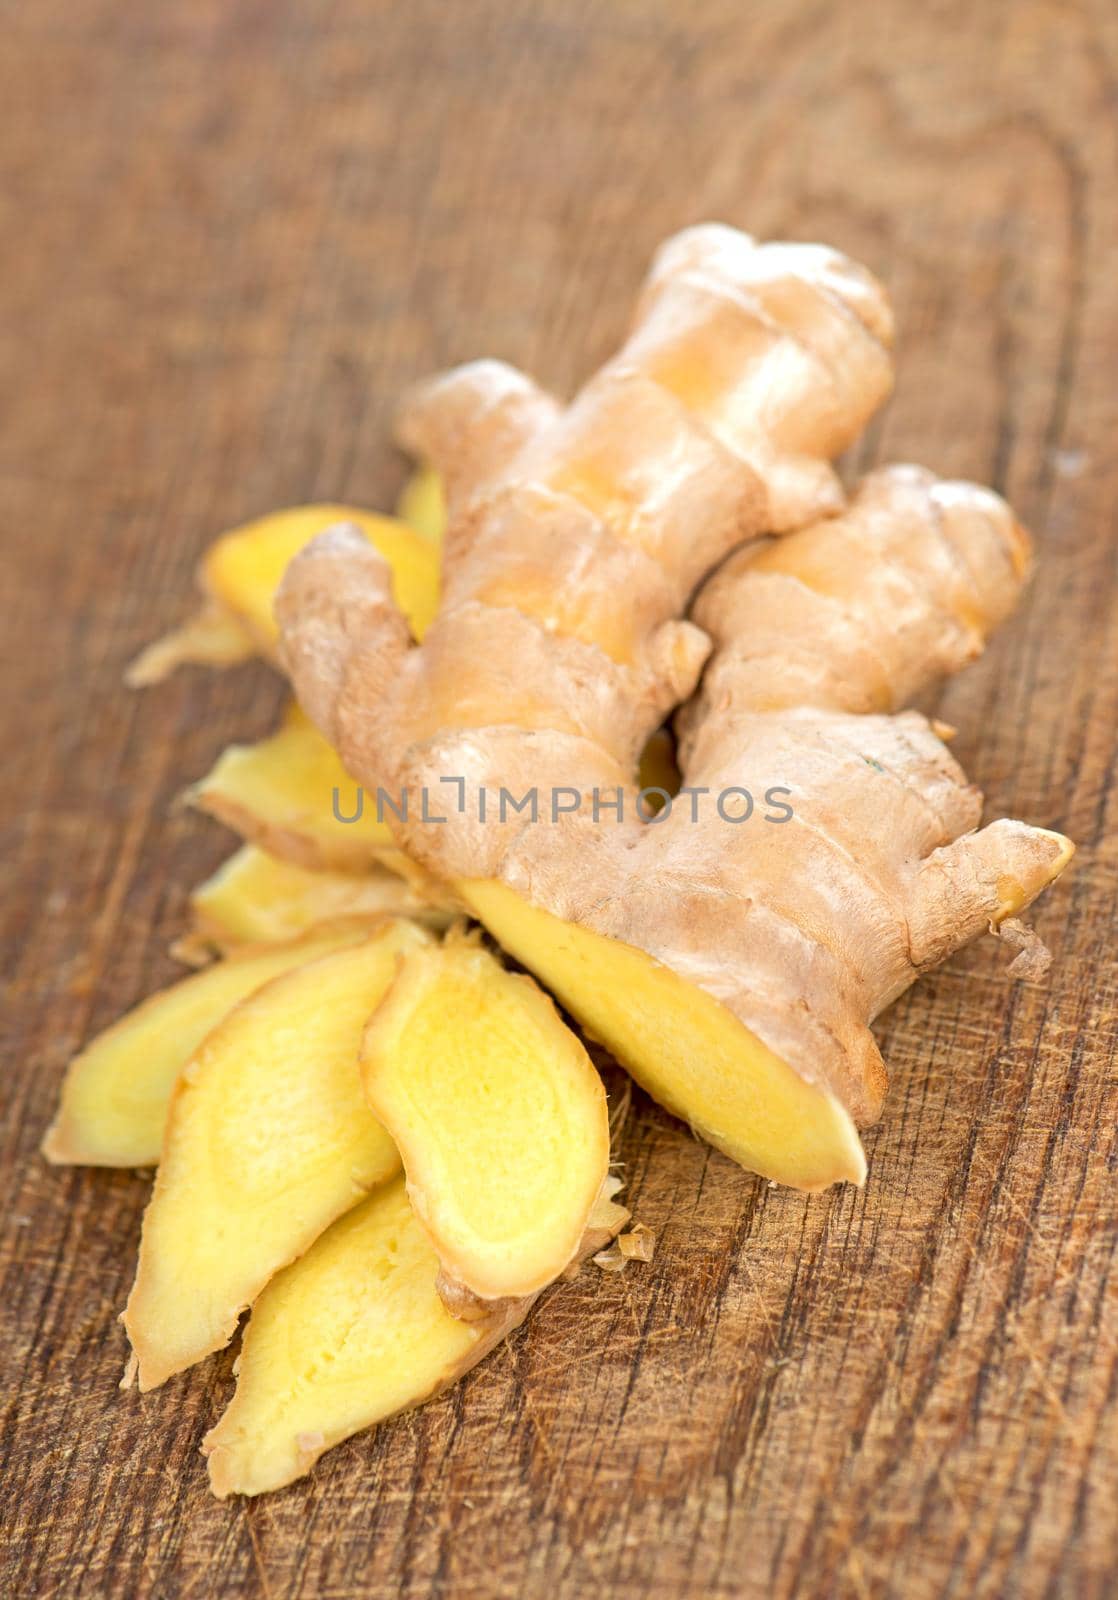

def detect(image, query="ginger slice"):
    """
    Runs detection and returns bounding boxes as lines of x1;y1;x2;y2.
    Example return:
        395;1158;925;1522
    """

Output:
360;934;610;1301
187;702;401;873
202;1172;628;1498
42;921;372;1169
460;879;866;1191
122;921;434;1391
176;845;451;963
202;503;439;652
125;605;256;687
126;505;439;686
395;466;446;544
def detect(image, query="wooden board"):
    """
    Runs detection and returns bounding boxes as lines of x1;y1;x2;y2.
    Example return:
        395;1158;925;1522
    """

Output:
2;1;1115;1594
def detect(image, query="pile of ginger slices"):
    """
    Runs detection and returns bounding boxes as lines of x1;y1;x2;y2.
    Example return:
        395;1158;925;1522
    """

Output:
45;226;1072;1497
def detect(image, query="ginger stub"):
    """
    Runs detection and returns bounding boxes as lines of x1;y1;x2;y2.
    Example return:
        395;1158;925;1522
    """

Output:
126;605;255;687
203;1173;629;1498
123;921;431;1391
361;933;610;1301
42;921;372;1168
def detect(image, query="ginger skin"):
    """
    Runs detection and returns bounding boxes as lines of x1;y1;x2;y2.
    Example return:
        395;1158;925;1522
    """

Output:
280;224;893;881
276;225;1072;1189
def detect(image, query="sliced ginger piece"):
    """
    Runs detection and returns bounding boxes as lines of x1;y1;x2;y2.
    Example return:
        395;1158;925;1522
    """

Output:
192;699;672;877
123;921;433;1390
203;1172;628;1497
126;506;439;686
618;1223;655;1262
204;503;439;650
42;921;372;1168
360;933;609;1302
188;702;402;873
176;844;451;963
460;879;867;1191
396;466;447;544
125;605;256;687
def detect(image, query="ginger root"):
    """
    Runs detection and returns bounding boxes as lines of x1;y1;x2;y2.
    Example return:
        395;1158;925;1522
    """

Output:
277;227;1072;1191
42;921;372;1168
461;469;1073;1185
122;920;431;1390
39;222;1078;1504
360;932;610;1302
202;1172;629;1497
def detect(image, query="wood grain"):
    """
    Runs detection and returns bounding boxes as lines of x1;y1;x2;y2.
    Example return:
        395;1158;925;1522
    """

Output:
2;1;1116;1595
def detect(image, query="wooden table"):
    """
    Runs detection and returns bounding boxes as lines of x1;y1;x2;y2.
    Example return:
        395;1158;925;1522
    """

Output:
3;2;1115;1595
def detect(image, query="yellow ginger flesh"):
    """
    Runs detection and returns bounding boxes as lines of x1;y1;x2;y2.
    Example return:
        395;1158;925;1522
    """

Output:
179;843;449;961
188;702;398;873
126;503;440;686
461;879;865;1189
361;934;610;1299
42;922;372;1168
123;921;432;1390
396;466;447;544
203;1173;629;1497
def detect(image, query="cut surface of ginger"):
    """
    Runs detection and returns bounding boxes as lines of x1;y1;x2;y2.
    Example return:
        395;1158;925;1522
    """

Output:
361;935;609;1301
188;703;400;873
460;879;867;1191
203;1172;630;1497
203;503;439;648
178;844;450;961
42;921;372;1168
123;921;433;1390
395;466;447;544
125;505;438;686
203;1178;489;1497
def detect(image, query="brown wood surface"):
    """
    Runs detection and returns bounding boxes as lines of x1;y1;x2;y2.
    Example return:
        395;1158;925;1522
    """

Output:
2;1;1116;1595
